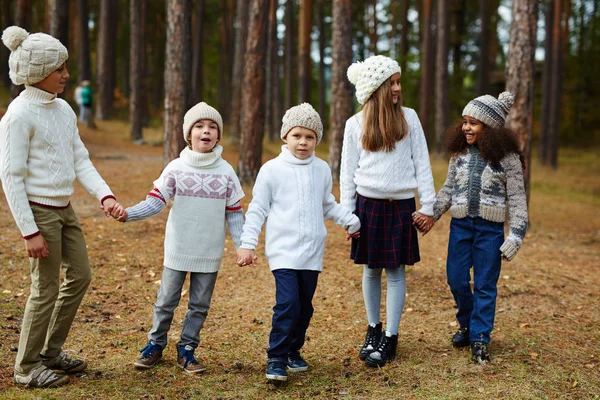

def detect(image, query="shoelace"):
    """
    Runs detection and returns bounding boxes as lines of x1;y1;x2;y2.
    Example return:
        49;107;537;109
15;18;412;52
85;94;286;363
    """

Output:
375;336;392;353
180;350;199;368
140;343;161;358
364;327;379;349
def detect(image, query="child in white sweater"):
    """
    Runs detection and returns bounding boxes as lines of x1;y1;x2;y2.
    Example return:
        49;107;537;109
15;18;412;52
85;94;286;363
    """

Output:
237;103;360;382
0;26;123;388
116;102;244;374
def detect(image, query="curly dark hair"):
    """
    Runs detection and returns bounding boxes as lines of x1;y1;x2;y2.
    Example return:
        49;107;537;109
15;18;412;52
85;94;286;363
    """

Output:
445;118;523;167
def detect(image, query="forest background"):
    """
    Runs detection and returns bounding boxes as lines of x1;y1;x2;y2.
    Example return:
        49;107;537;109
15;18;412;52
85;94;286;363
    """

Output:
0;0;598;399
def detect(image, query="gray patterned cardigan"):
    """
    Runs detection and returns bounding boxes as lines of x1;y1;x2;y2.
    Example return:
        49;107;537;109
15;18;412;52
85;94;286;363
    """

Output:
433;146;528;260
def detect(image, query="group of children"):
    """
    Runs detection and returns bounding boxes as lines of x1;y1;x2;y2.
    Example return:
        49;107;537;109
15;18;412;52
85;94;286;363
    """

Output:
1;26;527;388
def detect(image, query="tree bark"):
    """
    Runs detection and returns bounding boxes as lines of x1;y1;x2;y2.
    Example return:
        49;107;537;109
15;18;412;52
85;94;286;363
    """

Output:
539;0;553;164
238;0;270;184
329;0;353;180
476;0;489;95
298;0;313;104
435;0;449;156
77;0;91;81
418;0;434;144
399;0;410;73
317;0;326;137
265;0;277;141
506;0;538;205
271;0;282;143
547;0;565;168
191;0;205;104
49;0;69;50
218;0;231;122
95;0;117;120
451;0;465;117
163;0;192;165
229;0;250;144
284;0;295;112
130;0;146;142
15;0;31;31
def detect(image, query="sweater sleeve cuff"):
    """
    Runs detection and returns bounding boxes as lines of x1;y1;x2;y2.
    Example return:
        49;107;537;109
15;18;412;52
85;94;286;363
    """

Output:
23;231;41;240
418;204;434;216
239;244;256;250
100;195;116;205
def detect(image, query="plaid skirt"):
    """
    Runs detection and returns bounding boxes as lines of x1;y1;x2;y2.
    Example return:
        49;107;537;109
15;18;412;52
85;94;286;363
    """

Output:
350;194;420;268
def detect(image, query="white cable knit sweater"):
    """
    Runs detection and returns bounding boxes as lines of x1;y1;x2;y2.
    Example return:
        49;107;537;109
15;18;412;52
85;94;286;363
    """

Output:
0;86;114;237
240;146;360;272
340;107;435;215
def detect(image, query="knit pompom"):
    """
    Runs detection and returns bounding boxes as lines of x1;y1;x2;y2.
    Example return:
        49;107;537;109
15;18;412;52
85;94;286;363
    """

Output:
347;62;362;85
498;91;515;110
2;26;29;52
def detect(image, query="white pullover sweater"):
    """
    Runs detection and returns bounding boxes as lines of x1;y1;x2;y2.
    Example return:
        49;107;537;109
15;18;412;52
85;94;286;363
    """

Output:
340;108;435;216
0;86;114;237
240;146;360;272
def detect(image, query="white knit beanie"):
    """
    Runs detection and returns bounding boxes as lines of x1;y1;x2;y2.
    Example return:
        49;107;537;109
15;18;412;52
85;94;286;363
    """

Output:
462;91;515;128
2;26;68;86
280;103;323;144
183;102;224;145
347;55;401;105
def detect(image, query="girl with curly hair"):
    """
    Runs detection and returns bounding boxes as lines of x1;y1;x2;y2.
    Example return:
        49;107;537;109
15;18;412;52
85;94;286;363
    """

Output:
417;92;528;364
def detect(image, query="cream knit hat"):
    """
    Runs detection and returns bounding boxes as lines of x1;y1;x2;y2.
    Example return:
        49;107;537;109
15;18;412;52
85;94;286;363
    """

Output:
183;102;224;144
462;91;515;128
280;103;323;144
2;26;68;86
347;55;401;105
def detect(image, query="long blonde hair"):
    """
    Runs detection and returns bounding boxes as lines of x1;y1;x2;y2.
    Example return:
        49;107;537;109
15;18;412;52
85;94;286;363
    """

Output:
361;79;408;152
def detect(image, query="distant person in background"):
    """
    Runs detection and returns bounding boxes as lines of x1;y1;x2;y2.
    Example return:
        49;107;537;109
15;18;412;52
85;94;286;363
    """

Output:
74;81;85;121
80;80;92;123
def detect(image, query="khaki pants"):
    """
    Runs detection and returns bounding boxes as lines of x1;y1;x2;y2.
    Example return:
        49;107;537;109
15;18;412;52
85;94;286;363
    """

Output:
14;204;92;374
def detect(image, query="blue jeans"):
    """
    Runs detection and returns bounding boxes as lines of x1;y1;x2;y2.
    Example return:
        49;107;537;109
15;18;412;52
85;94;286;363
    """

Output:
148;267;218;349
267;269;319;359
446;217;503;343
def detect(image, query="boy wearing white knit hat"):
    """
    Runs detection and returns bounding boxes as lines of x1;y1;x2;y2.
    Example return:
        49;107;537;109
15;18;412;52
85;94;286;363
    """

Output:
1;26;124;388
113;101;245;374
237;103;361;382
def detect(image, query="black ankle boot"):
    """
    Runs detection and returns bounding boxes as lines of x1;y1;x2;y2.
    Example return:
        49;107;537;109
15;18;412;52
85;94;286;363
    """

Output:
359;323;382;360
451;327;470;348
471;341;490;364
365;333;398;367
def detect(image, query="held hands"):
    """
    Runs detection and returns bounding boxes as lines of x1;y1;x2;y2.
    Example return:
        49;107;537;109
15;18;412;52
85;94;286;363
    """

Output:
100;198;127;221
346;228;360;241
25;234;49;259
236;248;257;267
413;212;435;236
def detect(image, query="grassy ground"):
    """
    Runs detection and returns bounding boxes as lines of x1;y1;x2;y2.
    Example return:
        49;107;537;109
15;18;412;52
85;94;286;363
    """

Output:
0;120;598;399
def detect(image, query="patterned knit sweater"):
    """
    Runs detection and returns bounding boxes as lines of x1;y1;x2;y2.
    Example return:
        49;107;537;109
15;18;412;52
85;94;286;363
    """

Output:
433;146;528;260
0;86;114;238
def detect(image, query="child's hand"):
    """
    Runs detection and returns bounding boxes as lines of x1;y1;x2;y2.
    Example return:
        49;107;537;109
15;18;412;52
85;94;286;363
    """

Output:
413;212;434;235
116;209;128;222
236;249;257;267
346;228;360;241
24;234;49;259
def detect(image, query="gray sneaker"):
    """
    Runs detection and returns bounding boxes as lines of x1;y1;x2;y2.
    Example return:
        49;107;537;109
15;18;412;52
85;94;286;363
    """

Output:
14;365;70;388
42;351;88;373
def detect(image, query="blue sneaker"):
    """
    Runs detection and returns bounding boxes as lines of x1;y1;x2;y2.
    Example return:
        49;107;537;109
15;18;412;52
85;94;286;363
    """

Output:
265;357;288;381
134;342;163;369
287;353;309;372
177;345;206;374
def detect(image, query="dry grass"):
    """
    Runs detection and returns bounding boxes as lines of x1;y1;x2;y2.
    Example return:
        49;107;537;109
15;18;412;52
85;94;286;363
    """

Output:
0;120;598;399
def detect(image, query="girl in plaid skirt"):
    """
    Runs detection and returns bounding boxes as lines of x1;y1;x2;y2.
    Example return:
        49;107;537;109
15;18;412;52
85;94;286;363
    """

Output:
340;55;436;367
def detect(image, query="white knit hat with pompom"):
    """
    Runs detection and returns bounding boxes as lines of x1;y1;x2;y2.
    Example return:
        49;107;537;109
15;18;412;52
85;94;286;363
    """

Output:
462;91;515;128
1;26;68;86
347;55;401;105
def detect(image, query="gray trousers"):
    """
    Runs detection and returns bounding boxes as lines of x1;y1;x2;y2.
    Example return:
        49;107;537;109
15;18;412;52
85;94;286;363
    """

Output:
148;267;218;350
15;205;92;374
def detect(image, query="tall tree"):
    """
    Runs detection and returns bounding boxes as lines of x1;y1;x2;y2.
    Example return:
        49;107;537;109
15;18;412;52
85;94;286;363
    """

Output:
15;0;31;31
95;0;117;120
284;0;295;111
418;0;434;144
130;0;146;142
49;0;69;49
435;0;450;156
367;0;378;54
238;0;270;184
191;0;205;104
317;0;326;133
477;0;490;95
539;0;554;164
399;0;410;73
298;0;313;103
1;0;13;87
270;0;282;142
329;0;353;180
265;0;278;141
451;0;466;117
164;0;192;165
218;0;232;122
77;0;91;81
506;0;538;205
229;0;250;144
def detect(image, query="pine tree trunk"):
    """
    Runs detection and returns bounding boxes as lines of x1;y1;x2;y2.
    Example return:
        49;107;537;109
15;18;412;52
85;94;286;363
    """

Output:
50;0;69;51
265;0;277;141
77;0;91;81
271;0;282;143
229;0;250;144
317;0;326;136
399;0;410;73
539;0;553;164
1;0;13;87
238;0;270;184
15;0;31;31
418;0;434;144
191;0;205;104
130;0;146;142
218;0;231;122
284;0;295;112
451;0;465;117
547;0;564;168
95;0;117;120
506;0;538;205
298;0;313;104
476;0;489;95
435;0;449;157
329;0;353;180
163;0;191;165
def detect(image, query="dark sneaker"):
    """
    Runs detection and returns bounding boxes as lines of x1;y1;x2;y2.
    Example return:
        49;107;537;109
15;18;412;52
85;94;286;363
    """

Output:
287;353;308;372
177;345;206;374
359;322;382;360
471;341;490;364
451;327;470;348
265;357;287;381
42;351;87;374
134;342;163;369
14;365;70;388
365;333;398;368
